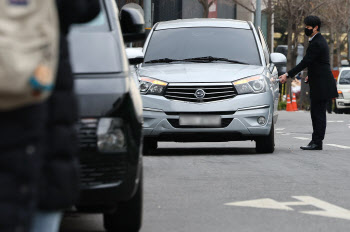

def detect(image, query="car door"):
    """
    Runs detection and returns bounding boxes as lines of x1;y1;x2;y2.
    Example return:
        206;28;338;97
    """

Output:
338;69;350;100
258;28;279;118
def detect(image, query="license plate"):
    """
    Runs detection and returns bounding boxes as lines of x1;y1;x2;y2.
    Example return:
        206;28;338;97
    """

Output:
179;115;221;127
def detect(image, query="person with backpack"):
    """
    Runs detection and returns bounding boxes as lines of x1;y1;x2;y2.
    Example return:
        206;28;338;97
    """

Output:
0;1;99;232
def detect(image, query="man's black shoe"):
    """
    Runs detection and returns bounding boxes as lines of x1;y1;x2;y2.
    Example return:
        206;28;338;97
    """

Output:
300;143;322;150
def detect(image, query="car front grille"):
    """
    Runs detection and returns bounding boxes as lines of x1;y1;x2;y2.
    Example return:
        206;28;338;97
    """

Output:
167;118;233;128
78;118;128;187
78;118;98;150
164;83;237;103
79;153;128;187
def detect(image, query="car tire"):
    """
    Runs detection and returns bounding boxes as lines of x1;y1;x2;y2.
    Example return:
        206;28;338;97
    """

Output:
143;138;157;155
103;173;143;232
255;123;275;154
334;104;343;114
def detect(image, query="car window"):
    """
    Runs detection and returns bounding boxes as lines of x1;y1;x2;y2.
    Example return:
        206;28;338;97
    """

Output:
144;27;261;66
258;28;269;65
339;70;350;85
70;0;110;32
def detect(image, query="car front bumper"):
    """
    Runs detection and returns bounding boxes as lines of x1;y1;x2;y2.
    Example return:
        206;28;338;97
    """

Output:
76;150;142;212
142;92;275;141
336;99;350;109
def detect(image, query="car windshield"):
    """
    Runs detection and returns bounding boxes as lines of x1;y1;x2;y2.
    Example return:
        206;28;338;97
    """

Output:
68;1;123;74
70;6;109;32
339;70;350;85
144;27;261;66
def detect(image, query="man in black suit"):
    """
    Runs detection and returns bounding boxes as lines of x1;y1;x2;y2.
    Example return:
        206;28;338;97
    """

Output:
279;16;338;150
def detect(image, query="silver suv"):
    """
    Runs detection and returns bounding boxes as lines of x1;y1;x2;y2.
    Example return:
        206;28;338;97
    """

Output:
137;19;286;153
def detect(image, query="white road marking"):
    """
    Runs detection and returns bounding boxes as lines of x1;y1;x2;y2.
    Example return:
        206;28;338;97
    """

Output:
293;196;350;221
225;198;293;211
276;132;284;134
281;133;291;136
276;128;285;131
225;196;350;221
325;144;350;149
328;121;344;123
293;137;310;140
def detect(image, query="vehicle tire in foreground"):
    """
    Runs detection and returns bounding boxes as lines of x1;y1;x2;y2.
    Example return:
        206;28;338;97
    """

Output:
255;123;275;154
143;138;157;155
334;105;343;114
103;174;143;232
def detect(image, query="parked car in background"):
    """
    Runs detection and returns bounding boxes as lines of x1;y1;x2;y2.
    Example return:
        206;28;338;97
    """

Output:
68;0;144;231
137;19;286;154
335;67;350;114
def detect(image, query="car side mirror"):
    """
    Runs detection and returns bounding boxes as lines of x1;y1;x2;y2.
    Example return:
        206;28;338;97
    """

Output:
126;47;144;65
120;8;145;43
270;53;287;65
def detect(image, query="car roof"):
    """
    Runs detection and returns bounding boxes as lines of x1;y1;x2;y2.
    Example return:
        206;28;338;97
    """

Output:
340;67;350;72
155;18;251;30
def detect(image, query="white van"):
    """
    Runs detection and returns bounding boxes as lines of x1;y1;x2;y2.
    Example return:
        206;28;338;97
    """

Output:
335;67;350;114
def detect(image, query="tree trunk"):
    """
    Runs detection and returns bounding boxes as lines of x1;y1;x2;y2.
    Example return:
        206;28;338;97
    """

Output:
336;32;342;68
198;0;209;18
267;0;273;50
329;27;335;69
291;30;299;68
286;18;294;97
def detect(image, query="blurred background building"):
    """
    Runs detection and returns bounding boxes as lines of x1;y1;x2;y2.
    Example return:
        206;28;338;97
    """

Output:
115;0;272;48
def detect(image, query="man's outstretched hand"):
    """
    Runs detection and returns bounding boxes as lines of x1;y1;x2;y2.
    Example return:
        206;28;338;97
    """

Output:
279;74;288;84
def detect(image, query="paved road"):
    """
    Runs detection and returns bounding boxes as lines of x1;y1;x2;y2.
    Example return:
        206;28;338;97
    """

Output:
61;111;350;232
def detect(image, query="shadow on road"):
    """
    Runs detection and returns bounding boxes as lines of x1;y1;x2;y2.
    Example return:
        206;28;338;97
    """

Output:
146;147;259;156
60;213;104;232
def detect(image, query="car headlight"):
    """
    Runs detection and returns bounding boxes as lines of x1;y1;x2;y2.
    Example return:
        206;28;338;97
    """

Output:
97;118;126;153
338;90;344;99
139;77;168;95
233;75;266;94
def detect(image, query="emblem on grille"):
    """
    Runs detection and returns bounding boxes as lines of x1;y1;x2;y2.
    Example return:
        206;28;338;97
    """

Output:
194;89;206;99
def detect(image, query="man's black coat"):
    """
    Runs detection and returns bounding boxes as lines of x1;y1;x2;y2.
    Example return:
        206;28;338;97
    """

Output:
288;33;338;101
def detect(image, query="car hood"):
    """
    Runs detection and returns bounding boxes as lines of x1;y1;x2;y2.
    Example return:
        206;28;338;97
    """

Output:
139;63;264;83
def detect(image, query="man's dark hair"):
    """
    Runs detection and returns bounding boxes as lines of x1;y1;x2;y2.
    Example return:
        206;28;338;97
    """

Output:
304;16;321;31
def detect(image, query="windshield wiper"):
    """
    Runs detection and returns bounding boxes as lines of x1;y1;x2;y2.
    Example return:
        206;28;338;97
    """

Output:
144;58;184;64
183;56;249;65
145;56;249;65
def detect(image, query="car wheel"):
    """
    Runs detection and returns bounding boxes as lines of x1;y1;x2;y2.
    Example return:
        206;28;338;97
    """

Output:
103;173;143;232
255;123;275;154
143;138;157;155
334;104;343;114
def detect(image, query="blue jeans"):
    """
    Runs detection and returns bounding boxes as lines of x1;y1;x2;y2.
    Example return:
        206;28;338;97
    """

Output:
29;211;62;232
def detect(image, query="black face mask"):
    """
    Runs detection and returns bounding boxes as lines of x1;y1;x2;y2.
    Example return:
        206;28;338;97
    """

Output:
305;27;314;37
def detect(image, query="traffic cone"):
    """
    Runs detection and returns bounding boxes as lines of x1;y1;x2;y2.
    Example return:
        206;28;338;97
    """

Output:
286;94;294;112
292;93;298;111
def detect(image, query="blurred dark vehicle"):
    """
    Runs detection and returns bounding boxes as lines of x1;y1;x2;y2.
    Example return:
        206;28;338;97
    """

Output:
275;45;304;76
68;0;144;231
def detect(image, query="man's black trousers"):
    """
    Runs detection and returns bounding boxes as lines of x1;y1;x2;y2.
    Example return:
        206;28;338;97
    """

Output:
310;99;328;145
